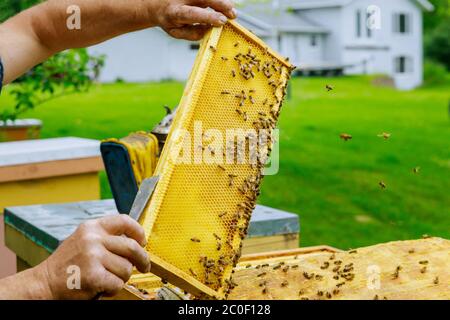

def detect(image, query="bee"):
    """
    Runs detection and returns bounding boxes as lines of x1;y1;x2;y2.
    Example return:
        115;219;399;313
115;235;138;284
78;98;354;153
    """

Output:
262;288;268;294
292;265;299;269
258;281;266;287
243;112;248;122
408;249;415;254
209;45;216;52
334;260;342;265
281;280;289;287
333;275;339;280
263;98;268;105
392;266;401;279
413;166;421;174
317;291;324;297
379;181;387;189
336;282;346;288
332;289;340;295
339;133;352;141
217;242;222;251
377;132;391;140
221;56;228;61
303;272;314;280
257;272;267;277
218;164;226;171
219;211;227;218
249;96;255;104
231;70;236;77
261;264;269;268
228;174;238;187
433;277;439;285
190;237;201;243
315;275;323;280
234;42;239;47
189;268;197;277
320;262;330;269
236;109;243;115
298;289;305;296
325;84;333;92
349;249;358;254
373;295;379;300
273;264;281;270
418;260;428;265
420;266;427;274
245;264;252;269
221;90;231;95
282;266;290;273
329;253;336;260
326;292;332;299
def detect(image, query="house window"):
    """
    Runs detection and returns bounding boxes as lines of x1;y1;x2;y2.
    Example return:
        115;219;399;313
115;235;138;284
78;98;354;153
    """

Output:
394;56;413;73
393;13;411;34
190;43;200;50
310;35;317;47
366;11;372;38
356;10;362;38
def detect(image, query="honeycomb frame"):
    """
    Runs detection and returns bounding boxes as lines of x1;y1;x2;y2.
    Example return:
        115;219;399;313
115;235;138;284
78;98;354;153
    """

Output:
138;20;294;299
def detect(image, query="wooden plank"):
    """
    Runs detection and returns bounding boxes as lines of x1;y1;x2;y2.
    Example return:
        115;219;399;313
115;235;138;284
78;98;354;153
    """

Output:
228;237;450;300
0;156;103;183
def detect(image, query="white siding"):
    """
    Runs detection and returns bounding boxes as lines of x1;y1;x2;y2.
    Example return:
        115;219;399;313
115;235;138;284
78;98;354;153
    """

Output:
88;28;197;82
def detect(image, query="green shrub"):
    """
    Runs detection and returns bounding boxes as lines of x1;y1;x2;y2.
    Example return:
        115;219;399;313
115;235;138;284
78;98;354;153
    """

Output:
425;21;450;70
423;60;449;86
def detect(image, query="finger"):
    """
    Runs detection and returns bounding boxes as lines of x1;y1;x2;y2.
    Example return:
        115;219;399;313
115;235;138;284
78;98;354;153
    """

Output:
103;235;151;274
98;269;125;297
102;251;133;282
172;5;228;27
193;0;236;19
98;215;147;246
167;25;210;41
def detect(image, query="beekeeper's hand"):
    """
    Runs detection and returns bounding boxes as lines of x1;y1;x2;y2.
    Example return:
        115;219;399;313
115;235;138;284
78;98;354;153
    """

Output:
154;0;236;40
0;215;150;300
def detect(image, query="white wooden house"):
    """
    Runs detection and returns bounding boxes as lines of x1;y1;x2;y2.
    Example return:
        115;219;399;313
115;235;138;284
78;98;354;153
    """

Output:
88;0;433;90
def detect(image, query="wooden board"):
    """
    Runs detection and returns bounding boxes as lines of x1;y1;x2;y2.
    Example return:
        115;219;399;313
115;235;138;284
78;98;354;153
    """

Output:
228;237;449;300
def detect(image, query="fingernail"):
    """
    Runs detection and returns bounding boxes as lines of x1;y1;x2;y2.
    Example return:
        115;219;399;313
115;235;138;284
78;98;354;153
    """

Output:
219;14;228;25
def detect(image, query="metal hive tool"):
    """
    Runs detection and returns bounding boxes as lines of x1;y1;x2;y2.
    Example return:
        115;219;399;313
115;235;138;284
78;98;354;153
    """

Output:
138;20;295;299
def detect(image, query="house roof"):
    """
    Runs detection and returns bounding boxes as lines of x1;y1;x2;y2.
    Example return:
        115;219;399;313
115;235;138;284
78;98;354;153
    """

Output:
237;2;329;35
286;0;434;11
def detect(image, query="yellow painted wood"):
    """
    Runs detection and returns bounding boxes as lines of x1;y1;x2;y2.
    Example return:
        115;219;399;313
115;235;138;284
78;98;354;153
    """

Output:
241;234;299;255
0;173;100;213
4;225;51;269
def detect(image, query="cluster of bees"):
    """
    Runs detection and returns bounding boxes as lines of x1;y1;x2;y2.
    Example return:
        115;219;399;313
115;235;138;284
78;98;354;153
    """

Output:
183;42;294;298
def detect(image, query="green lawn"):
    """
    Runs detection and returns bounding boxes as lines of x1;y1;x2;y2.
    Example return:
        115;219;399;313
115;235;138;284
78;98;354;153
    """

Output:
1;76;449;249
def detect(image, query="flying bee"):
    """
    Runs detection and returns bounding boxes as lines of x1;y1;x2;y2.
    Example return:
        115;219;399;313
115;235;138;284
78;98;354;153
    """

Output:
379;181;387;189
413;167;421;174
339;133;352;141
326;84;333;91
377;132;391;140
190;237;201;243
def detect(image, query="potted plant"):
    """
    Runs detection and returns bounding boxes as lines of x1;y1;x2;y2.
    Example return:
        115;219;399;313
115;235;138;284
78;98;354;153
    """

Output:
0;49;105;142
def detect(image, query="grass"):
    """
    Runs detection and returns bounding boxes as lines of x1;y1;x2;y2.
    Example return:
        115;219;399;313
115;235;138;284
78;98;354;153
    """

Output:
1;76;449;249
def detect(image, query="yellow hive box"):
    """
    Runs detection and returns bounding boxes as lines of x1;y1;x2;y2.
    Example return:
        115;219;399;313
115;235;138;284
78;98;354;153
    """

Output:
138;20;294;299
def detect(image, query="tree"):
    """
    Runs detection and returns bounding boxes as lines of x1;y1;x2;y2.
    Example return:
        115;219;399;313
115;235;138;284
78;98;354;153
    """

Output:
0;1;106;122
